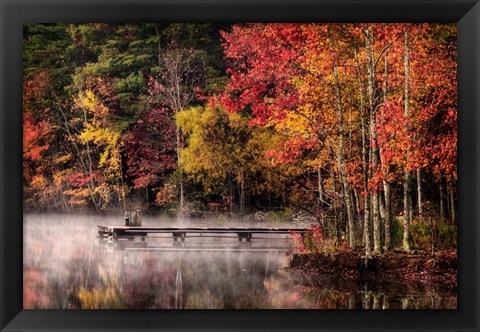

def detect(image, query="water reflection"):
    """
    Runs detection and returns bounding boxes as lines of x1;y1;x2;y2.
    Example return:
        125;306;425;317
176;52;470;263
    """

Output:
299;285;457;309
23;214;456;309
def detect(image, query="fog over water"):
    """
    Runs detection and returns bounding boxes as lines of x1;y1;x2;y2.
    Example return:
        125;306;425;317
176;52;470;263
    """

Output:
24;214;456;309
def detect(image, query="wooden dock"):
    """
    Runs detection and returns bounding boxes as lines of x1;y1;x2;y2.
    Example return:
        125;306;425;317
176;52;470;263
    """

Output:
97;225;309;243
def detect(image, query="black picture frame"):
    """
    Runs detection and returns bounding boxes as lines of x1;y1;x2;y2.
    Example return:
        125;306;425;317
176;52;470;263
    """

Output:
1;0;479;331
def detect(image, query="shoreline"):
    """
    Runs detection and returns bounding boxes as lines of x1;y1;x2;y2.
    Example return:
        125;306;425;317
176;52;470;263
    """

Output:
288;250;457;293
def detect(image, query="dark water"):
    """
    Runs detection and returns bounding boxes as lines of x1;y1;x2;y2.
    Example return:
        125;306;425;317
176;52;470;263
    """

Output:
23;214;456;309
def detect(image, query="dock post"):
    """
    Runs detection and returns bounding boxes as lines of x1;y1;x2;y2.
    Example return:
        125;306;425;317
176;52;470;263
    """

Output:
124;211;131;226
238;232;252;242
132;210;141;226
173;232;186;242
125;210;142;226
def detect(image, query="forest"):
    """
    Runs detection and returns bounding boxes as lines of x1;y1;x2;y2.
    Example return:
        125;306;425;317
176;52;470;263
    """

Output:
23;23;457;254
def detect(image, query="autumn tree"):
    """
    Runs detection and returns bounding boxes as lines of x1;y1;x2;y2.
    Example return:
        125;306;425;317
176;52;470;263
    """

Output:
124;77;177;205
23;24;82;210
220;22;456;252
178;99;303;215
22;22;457;246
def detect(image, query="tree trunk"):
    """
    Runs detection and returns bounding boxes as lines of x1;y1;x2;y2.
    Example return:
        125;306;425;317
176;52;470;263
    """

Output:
364;132;373;255
417;168;423;217
380;51;392;249
403;27;411;252
402;298;410;309
365;28;381;253
61;102;99;208
372;194;381;253
440;179;445;220
333;66;356;248
229;173;234;215
332;170;339;239
240;175;245;216
382;295;391;309
60;188;70;212
383;181;392;249
361;113;371;254
355;46;371;254
119;165;127;211
373;294;381;309
378;191;385;244
82;106;99;208
318;166;324;205
363;292;372;309
354;188;361;215
176;127;185;216
379;191;386;221
364;194;372;255
403;172;411;251
409;193;414;224
446;182;451;219
154;35;205;218
449;183;456;223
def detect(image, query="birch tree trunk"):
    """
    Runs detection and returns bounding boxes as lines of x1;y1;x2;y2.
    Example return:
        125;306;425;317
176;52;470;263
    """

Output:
356;48;371;255
318;166;324;205
354;188;361;215
403;27;412;251
379;192;386;221
417;169;423;217
381;50;392;249
155;30;206;217
333;66;356;248
58;103;99;208
364;194;372;254
363;120;372;255
365;28;382;253
176;127;185;216
383;182;392;249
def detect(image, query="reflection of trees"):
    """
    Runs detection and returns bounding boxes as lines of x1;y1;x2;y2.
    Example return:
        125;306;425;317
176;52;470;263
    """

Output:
121;254;176;308
298;287;457;309
296;272;457;309
76;258;127;308
169;252;314;309
23;214;457;309
26;246;458;309
23;268;50;308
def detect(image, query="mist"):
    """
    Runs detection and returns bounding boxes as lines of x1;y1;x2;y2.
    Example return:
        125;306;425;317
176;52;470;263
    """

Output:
24;214;456;309
24;214;303;309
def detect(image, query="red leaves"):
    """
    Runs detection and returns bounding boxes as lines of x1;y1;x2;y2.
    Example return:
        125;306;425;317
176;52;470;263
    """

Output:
23;114;52;162
220;23;457;212
22;23;456;214
155;183;177;206
125;76;177;189
220;24;302;122
291;224;351;254
23;71;53;166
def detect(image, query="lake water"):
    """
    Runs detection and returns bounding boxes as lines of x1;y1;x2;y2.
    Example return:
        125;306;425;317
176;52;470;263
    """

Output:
23;214;456;309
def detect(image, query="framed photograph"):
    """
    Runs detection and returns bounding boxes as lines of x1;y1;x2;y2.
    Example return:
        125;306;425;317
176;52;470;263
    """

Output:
1;0;479;331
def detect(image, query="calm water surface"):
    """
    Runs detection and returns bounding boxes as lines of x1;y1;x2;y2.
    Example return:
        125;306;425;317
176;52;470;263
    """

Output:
24;214;456;309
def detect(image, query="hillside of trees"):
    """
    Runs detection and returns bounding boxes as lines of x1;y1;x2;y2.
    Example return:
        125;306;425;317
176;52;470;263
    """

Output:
23;23;457;253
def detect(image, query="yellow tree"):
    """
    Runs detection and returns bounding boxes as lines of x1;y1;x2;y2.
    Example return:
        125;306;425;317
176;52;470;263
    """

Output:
177;100;302;215
72;89;129;209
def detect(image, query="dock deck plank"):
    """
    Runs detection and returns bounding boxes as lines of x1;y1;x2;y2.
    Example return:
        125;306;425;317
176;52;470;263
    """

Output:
98;225;309;234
